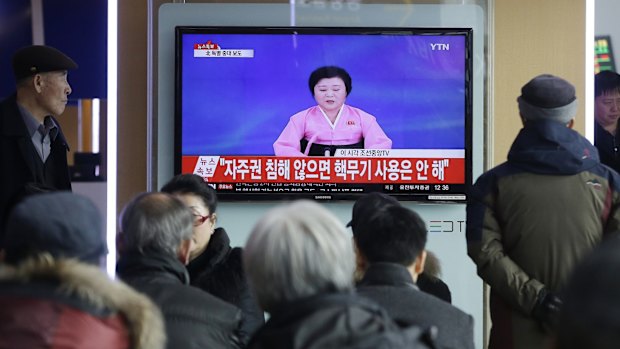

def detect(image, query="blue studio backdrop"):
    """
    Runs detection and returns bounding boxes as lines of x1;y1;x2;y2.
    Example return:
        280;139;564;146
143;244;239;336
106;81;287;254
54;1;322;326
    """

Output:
0;0;106;101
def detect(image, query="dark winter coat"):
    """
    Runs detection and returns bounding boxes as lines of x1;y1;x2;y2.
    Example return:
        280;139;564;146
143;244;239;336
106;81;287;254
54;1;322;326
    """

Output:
357;262;474;349
467;120;620;349
417;272;452;304
247;292;434;349
117;251;243;349
0;94;71;245
188;227;264;340
594;121;620;173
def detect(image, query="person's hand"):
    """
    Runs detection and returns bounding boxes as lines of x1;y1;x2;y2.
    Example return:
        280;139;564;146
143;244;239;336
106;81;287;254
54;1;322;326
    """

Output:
531;288;563;332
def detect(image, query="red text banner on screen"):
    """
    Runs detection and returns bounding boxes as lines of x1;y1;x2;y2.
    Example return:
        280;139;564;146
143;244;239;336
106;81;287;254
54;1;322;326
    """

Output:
182;150;465;184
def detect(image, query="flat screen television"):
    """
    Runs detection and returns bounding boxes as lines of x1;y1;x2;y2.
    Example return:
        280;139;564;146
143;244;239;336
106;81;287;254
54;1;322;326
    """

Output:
175;26;473;202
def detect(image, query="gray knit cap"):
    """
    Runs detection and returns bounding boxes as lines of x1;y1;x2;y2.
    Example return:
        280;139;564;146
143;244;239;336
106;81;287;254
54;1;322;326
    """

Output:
4;192;107;266
517;74;578;124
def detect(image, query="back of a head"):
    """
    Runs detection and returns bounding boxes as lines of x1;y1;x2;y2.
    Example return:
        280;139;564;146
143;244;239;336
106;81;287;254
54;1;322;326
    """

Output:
118;192;193;258
3;192;106;266
160;174;218;214
517;74;577;124
244;200;355;312
354;205;427;266
595;70;620;97
348;192;400;232
555;236;620;349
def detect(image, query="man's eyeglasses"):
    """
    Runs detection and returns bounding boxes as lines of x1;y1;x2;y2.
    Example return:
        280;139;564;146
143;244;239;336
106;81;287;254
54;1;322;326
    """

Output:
193;214;211;227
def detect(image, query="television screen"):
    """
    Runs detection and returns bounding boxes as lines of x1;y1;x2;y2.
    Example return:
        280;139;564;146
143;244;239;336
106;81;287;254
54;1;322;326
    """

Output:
175;26;472;202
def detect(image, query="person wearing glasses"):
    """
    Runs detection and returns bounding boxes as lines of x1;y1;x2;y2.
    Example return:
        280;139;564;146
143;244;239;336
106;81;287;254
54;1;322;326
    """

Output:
161;174;264;343
116;192;243;348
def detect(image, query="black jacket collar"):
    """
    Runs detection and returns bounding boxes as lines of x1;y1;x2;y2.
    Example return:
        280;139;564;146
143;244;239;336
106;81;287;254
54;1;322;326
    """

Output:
357;262;418;290
116;250;190;285
186;227;231;277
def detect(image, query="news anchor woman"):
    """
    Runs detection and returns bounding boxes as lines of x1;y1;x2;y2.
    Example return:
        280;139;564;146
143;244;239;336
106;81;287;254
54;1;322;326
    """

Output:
273;66;392;157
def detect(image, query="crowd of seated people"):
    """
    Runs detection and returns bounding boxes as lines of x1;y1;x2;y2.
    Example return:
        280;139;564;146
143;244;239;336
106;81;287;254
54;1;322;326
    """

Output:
1;187;619;349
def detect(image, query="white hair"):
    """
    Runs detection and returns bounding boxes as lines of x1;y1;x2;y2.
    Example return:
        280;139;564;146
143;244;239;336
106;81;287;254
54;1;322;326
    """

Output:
244;200;355;312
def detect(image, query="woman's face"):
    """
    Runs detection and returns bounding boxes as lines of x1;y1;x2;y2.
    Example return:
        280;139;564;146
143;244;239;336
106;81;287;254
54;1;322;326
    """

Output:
313;77;347;113
174;193;216;260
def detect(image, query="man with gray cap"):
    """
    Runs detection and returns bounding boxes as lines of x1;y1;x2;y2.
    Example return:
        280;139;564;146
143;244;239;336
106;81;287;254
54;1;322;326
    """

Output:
0;192;165;349
0;45;77;247
466;74;620;349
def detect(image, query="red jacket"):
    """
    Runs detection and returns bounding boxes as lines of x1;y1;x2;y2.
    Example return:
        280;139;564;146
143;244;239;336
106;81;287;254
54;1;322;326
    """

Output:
0;256;166;349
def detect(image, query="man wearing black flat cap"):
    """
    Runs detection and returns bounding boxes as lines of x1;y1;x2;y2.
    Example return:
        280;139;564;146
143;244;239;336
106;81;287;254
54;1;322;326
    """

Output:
0;45;77;247
466;74;620;349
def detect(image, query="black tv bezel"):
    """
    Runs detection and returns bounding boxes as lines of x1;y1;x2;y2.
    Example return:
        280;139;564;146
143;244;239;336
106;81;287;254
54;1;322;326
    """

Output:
174;26;473;202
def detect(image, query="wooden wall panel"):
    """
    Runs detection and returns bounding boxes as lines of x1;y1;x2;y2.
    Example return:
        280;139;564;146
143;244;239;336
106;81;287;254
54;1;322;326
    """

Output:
118;0;149;211
493;0;585;166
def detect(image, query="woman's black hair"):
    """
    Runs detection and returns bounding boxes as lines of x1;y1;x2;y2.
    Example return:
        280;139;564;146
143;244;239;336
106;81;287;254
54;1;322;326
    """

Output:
160;174;217;214
308;66;352;96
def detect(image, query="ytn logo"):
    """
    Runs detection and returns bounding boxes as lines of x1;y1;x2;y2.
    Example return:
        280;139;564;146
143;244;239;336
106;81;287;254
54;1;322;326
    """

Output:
430;43;450;51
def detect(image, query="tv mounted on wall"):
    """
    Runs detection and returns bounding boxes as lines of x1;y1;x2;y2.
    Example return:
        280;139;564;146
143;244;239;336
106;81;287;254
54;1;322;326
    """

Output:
175;26;473;202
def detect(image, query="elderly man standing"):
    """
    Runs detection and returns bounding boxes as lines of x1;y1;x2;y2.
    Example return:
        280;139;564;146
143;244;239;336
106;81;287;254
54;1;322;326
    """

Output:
466;74;620;349
0;45;77;245
116;192;243;349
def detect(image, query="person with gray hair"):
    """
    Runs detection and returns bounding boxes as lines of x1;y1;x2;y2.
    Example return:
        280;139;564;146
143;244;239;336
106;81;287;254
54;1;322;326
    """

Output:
244;200;434;349
161;174;264;340
466;74;620;349
116;192;243;349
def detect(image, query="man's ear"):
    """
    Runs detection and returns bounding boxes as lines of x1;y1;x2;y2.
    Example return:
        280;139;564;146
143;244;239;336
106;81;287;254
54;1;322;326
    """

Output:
352;238;368;282
177;239;192;265
33;74;44;93
413;250;427;276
